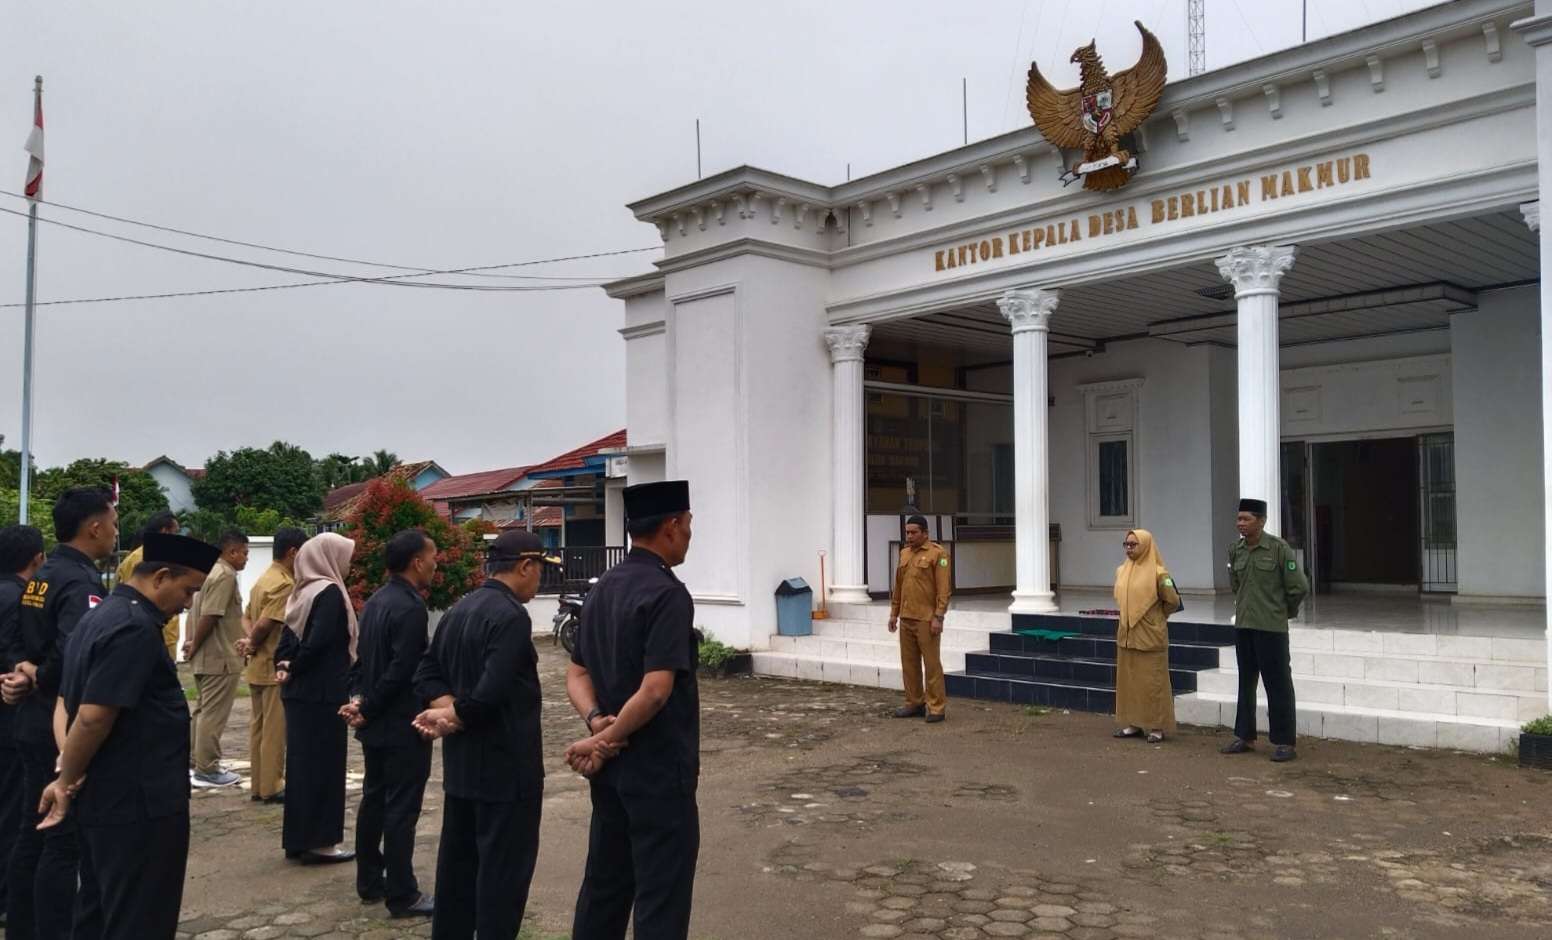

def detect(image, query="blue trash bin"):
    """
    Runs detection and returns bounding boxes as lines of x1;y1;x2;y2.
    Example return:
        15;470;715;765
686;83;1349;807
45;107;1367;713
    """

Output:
775;578;813;636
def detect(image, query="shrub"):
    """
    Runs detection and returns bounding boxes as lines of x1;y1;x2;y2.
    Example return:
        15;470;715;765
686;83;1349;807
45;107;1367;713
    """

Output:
340;477;488;611
697;634;739;671
1522;715;1552;736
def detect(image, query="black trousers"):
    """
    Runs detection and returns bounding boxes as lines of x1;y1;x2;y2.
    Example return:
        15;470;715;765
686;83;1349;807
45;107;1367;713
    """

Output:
572;783;699;940
0;740;20;916
1234;629;1297;746
77;813;188;940
281;700;347;854
431;792;542;940
9;736;96;940
356;741;431;907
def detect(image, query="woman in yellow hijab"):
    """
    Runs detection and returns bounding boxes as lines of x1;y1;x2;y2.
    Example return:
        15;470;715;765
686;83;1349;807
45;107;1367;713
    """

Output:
1112;529;1181;743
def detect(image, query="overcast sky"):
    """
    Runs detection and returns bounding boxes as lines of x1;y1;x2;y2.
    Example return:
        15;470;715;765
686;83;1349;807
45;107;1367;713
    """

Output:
1;0;1438;475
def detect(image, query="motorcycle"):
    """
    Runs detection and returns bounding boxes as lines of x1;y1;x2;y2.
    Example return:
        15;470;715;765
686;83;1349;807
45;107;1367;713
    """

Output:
553;577;597;654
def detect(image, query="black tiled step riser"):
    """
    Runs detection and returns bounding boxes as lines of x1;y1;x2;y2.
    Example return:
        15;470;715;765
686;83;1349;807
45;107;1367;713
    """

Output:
965;653;1199;692
988;633;1223;668
1011;613;1237;646
945;672;1117;712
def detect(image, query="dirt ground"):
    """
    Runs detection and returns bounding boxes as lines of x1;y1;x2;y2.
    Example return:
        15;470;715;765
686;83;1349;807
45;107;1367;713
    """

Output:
20;639;1549;940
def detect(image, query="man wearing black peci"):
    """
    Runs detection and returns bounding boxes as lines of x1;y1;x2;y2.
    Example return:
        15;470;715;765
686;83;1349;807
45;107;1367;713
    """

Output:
343;528;437;918
412;529;559;940
566;479;700;940
39;532;219;940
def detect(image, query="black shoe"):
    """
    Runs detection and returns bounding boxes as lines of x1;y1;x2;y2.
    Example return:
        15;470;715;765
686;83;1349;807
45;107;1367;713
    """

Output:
893;705;926;718
360;893;384;905
1271;746;1298;763
1219;738;1255;755
260;791;285;805
389;894;435;918
925;713;945;724
295;849;356;866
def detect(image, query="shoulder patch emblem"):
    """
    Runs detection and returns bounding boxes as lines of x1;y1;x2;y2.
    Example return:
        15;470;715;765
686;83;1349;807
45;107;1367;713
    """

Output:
1163;577;1174;587
88;595;103;608
1286;561;1296;571
939;558;949;567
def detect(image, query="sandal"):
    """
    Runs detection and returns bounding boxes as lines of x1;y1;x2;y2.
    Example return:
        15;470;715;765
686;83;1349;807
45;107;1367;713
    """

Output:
1146;731;1165;744
1113;727;1143;738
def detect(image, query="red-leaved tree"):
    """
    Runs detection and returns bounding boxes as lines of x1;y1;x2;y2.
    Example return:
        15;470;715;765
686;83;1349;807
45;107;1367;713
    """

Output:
340;476;492;611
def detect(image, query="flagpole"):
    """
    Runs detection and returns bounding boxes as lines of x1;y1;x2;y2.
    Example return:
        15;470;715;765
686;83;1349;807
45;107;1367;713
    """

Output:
18;75;42;524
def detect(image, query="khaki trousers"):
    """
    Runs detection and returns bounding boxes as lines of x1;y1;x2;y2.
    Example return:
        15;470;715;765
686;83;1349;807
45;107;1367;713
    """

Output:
189;672;239;775
899;617;947;715
248;683;287;798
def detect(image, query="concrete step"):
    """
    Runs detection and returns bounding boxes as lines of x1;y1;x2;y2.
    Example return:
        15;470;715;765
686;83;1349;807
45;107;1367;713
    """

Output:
1174;691;1522;753
827;603;1014;631
1287;628;1545;665
1265;648;1549;690
766;634;968;672
1195;667;1547;721
750;651;904;691
782;621;991;651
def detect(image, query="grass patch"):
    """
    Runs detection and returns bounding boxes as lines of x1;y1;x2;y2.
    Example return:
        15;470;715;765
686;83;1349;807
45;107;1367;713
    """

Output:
1022;705;1053;717
1206;832;1235;846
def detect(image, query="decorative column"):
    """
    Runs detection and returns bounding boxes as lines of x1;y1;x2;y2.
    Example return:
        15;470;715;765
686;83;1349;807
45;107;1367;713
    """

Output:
1512;6;1552;713
998;288;1060;614
824;325;873;604
1216;245;1297;538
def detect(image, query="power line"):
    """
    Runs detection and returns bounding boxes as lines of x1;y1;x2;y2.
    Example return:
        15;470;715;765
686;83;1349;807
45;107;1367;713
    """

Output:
0;204;657;291
0;189;634;280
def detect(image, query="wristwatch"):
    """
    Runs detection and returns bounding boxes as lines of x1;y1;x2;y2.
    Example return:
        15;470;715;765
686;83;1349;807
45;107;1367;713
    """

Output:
584;706;604;730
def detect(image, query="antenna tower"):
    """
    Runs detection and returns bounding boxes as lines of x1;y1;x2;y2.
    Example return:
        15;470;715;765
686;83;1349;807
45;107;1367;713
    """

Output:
1188;0;1206;76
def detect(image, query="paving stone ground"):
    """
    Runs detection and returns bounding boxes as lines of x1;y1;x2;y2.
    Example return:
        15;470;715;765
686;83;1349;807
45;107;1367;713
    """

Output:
5;638;1550;939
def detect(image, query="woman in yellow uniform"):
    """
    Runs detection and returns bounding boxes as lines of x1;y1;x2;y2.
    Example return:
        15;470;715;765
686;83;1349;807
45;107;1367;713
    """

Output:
1112;529;1181;744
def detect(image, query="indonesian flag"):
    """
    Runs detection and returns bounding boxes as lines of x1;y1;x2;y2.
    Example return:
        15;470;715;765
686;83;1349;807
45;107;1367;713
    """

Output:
23;77;42;201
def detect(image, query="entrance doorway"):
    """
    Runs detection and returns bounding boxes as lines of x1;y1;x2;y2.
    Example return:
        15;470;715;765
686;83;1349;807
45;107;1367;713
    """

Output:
1281;434;1456;594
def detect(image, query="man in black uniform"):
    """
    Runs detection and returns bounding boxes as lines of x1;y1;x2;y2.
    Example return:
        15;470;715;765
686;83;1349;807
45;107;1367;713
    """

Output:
566;480;700;940
1;487;116;940
0;525;46;931
412;529;559;940
37;532;218;940
343;528;437;918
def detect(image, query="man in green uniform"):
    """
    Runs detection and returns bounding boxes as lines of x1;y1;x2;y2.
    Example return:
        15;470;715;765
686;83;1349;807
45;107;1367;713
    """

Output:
888;515;952;723
1220;498;1308;763
185;529;249;788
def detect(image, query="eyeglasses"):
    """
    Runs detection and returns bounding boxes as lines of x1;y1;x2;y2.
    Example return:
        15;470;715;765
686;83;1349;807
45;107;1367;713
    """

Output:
1121;540;1140;549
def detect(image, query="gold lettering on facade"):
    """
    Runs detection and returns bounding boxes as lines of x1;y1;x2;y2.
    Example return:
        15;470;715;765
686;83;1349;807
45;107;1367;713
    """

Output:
933;152;1374;272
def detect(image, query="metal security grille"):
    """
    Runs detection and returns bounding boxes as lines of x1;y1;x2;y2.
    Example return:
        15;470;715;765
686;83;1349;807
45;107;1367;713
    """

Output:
1419;432;1457;593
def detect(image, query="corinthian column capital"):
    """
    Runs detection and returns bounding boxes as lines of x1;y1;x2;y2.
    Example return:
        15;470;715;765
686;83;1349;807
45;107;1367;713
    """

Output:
823;325;871;363
1215;245;1297;297
997;288;1059;333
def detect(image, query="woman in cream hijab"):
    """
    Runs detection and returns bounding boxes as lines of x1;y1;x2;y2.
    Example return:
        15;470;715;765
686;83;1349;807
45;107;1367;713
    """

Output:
275;532;359;863
1112;529;1181;743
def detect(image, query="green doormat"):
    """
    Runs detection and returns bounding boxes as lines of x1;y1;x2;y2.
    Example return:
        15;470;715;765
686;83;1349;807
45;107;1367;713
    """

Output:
1014;628;1078;642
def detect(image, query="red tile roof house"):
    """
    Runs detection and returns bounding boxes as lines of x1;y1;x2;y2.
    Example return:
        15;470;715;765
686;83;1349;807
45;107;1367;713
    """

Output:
416;430;628;547
320;460;450;526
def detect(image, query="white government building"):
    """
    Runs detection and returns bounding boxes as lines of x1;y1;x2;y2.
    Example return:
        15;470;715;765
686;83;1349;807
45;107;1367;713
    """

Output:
602;0;1552;752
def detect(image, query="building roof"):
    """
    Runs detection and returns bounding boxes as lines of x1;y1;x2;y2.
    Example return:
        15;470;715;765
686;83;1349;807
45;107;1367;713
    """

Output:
142;455;205;479
496;505;564;530
323;481;370;514
525;429;627;478
419;466;532;502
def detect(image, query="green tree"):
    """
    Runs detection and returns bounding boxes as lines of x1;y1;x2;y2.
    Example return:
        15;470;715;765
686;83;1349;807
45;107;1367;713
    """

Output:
362;449;399;478
0;487;56;544
179;508;229;543
31;459;168;541
314;453;361;492
194;442;324;522
232;505;305;536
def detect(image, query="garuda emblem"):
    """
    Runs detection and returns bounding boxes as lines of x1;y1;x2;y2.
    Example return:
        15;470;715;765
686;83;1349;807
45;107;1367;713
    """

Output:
1025;20;1167;192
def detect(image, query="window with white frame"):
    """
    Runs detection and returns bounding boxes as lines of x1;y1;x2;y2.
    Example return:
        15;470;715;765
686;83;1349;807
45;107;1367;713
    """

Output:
1080;379;1143;529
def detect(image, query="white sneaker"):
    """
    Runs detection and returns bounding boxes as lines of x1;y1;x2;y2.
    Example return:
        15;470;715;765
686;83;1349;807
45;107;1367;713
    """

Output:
191;770;242;788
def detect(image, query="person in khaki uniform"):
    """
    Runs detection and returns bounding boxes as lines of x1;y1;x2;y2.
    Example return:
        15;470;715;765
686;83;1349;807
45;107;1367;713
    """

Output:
115;511;183;660
185;529;249;788
238;527;306;803
888;515;952;723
